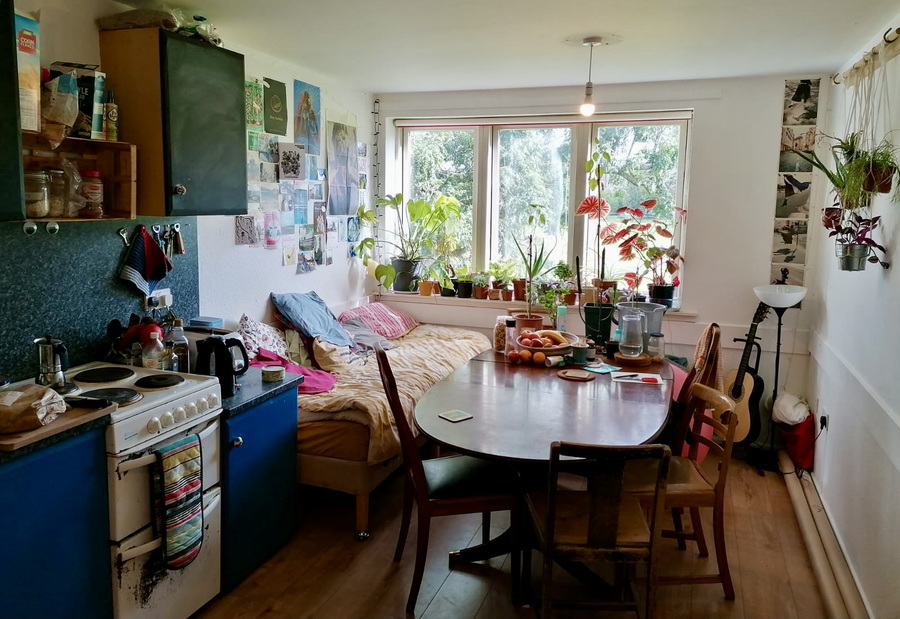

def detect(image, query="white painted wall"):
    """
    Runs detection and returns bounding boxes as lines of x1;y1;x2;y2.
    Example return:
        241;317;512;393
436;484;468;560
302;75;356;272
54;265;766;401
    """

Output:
805;13;900;617
376;79;814;396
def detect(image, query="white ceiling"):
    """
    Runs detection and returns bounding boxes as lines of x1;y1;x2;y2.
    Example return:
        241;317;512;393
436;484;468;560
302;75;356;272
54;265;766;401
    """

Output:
145;0;899;93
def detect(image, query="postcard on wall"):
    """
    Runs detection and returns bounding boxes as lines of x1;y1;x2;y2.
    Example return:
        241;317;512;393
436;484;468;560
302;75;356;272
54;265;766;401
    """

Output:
325;248;334;266
357;141;367;158
772;218;808;265
347;216;360;243
263;77;287;136
283;246;297;266
313;234;325;265
247;131;260;152
338;217;347;243
293;80;321;155
359;173;367;190
326;217;340;247
358;157;368;175
263;210;281;249
278;142;306;179
260;182;280;208
246;151;260;182
235;215;256;245
297;253;315;274
779;132;814;174
247;182;261;204
326;120;360;217
260;162;278;184
245;79;263;132
783;79;820;126
770;263;805;287
309;182;324;201
250;212;265;248
775;172;812;218
256;132;279;163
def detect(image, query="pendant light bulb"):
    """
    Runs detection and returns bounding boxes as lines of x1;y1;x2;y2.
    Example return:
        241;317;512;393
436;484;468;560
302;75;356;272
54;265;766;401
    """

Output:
580;82;595;116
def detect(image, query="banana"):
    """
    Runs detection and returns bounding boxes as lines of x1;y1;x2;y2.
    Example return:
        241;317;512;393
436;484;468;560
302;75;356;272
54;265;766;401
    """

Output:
536;330;568;345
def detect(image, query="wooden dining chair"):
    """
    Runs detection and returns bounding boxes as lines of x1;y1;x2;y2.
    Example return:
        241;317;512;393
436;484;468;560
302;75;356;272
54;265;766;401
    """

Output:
374;343;521;614
668;322;721;454
625;383;738;600
522;442;671;619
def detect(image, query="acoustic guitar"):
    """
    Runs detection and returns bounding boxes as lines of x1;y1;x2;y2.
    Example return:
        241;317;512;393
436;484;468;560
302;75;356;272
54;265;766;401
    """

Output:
724;302;768;445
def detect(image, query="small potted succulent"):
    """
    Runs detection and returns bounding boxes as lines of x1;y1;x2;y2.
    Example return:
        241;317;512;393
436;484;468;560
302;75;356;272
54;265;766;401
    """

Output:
456;269;474;298
488;260;515;300
472;271;490;299
552;261;577;305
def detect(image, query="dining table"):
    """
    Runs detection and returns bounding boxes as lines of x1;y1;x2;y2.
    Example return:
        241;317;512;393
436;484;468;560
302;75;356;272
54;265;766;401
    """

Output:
414;349;674;567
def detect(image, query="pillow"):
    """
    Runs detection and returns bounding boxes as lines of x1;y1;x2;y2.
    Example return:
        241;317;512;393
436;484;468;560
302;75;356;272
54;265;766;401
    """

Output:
338;303;419;340
341;317;395;352
237;314;288;360
284;329;314;368
311;338;365;374
270;291;353;347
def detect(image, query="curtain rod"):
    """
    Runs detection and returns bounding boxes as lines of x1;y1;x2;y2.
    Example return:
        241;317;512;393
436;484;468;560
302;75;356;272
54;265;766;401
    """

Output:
832;27;899;85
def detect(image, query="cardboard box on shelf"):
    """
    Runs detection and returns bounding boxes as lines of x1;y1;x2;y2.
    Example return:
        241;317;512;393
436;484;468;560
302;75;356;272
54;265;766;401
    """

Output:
48;62;106;139
14;12;40;132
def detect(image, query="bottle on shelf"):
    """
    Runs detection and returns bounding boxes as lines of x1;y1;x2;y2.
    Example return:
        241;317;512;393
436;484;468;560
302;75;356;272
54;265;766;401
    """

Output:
168;319;190;372
142;332;164;369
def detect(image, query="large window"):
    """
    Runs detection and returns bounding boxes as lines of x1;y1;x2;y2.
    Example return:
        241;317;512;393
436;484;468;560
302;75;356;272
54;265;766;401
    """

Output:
396;114;689;297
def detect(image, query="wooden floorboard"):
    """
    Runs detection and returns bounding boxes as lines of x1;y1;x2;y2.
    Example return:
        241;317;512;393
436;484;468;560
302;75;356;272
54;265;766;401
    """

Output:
196;458;824;619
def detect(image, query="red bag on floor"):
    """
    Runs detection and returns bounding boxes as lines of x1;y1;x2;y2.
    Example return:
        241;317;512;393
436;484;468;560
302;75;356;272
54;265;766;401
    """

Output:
780;416;815;471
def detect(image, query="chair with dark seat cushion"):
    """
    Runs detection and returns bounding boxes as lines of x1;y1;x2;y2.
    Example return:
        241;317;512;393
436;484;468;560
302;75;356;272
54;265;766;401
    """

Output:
374;343;521;614
523;442;671;619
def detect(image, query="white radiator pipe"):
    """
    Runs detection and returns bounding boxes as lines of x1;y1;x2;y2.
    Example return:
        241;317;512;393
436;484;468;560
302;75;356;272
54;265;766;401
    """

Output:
800;472;869;618
778;451;848;619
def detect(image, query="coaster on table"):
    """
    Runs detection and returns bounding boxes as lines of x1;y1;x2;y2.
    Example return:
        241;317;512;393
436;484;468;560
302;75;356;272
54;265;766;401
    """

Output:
557;369;595;382
614;352;651;367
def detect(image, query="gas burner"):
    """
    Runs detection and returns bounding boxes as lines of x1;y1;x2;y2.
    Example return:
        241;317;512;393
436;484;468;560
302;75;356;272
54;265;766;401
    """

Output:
134;374;185;390
52;382;77;395
81;388;143;406
73;367;136;384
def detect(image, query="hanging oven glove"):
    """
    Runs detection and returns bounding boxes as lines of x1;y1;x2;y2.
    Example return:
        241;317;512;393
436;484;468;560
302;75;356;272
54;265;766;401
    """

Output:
119;224;173;296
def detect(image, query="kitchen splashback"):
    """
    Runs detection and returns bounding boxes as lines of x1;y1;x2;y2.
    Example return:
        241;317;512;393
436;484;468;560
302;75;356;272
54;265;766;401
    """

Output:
0;218;200;381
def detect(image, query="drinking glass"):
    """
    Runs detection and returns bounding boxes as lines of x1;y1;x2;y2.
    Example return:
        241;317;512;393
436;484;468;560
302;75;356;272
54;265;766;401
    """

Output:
619;314;644;358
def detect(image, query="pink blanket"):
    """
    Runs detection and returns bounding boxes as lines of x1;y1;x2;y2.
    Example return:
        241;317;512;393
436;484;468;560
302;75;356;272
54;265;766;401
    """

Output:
251;348;337;394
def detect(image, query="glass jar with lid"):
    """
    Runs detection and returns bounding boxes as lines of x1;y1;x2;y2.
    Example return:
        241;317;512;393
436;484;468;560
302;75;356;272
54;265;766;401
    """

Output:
647;332;666;360
46;168;68;218
24;170;50;218
493;315;513;352
79;169;104;218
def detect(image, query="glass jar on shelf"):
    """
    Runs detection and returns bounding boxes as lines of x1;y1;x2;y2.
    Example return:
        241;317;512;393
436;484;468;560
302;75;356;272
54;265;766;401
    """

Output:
46;168;68;218
79;169;104;218
24;170;50;218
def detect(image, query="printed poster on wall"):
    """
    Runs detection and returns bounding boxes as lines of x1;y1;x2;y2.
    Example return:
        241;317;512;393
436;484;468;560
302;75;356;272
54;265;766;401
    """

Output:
293;80;321;155
263;77;287;136
245;79;263;132
326;120;359;216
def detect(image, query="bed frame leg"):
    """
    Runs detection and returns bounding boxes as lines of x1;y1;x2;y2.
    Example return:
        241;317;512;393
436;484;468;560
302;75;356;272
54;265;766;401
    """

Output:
355;492;370;541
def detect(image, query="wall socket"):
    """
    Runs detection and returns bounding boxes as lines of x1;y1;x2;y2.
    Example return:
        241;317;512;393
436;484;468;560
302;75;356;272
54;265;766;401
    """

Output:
143;288;173;311
819;413;829;431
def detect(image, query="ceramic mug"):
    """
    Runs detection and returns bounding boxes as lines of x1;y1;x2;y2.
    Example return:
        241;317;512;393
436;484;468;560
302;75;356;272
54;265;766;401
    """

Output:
571;343;588;365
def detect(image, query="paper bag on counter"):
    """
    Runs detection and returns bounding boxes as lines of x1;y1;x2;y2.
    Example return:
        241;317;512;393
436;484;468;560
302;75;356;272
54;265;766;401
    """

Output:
0;385;67;434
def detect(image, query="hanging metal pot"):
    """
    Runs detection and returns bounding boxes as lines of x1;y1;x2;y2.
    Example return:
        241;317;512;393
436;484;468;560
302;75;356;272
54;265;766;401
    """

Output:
835;243;869;271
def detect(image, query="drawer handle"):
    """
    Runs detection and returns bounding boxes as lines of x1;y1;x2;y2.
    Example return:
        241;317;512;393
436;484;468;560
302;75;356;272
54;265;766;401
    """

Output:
232;437;244;447
172;184;188;196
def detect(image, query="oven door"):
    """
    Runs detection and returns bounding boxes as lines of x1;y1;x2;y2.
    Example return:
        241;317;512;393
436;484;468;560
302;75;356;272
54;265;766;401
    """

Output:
108;417;220;543
112;487;221;619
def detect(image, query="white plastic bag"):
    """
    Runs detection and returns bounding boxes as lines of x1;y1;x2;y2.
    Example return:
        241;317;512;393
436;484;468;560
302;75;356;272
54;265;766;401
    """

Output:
772;392;810;425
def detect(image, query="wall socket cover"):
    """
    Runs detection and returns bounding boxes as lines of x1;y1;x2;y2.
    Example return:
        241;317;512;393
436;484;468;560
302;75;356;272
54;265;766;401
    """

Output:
144;288;173;311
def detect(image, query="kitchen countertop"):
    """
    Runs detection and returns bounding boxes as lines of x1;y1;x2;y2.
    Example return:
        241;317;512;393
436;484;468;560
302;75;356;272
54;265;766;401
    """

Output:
221;367;304;419
0;402;115;464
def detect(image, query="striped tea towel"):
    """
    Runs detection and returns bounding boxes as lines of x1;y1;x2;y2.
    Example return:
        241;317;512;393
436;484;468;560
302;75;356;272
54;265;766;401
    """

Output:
154;434;203;569
120;224;172;296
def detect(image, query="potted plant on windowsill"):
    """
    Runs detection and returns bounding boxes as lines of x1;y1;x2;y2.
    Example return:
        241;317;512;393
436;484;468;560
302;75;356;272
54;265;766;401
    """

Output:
513;233;554;333
488;260;514;300
472;271;490;299
456;269;474;298
551;261;577;305
353;193;461;291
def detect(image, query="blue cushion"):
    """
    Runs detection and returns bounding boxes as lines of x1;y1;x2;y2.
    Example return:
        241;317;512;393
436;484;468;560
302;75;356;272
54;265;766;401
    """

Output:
270;292;353;347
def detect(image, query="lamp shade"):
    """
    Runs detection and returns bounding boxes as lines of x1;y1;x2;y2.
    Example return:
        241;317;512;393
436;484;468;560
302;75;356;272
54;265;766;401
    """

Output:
753;285;807;308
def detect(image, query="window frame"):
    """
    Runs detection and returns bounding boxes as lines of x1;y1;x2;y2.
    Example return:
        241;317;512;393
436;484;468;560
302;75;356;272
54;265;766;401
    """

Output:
395;112;692;299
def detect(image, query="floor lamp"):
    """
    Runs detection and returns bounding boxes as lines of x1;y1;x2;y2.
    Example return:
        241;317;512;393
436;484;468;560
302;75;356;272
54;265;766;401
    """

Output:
746;284;807;472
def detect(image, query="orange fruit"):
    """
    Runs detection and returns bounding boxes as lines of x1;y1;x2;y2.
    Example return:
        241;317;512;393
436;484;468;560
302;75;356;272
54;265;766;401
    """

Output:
519;349;533;363
533;351;546;365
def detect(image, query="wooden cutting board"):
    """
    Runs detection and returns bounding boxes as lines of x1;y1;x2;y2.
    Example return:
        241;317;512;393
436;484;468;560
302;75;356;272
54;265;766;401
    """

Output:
0;404;116;451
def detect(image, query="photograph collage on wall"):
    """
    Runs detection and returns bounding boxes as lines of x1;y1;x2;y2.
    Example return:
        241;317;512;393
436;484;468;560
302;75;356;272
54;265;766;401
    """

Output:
771;78;820;286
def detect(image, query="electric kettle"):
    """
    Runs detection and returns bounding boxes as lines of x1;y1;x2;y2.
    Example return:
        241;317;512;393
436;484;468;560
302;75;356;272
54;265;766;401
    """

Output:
34;336;68;389
194;335;249;398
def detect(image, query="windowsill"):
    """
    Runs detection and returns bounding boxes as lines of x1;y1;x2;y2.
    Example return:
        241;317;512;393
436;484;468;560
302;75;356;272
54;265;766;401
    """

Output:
375;292;698;322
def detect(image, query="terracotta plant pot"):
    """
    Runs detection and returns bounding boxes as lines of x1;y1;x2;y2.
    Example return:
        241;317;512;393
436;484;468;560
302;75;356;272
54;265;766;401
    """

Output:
432;281;441;294
512;278;527;301
864;165;896;194
488;288;502;300
492;280;506;289
418;280;434;296
563;292;576;305
514;313;544;335
500;288;513;301
473;285;489;299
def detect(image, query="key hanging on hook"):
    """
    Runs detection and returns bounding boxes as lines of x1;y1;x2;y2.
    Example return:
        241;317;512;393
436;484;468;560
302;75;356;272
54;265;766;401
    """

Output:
173;223;186;255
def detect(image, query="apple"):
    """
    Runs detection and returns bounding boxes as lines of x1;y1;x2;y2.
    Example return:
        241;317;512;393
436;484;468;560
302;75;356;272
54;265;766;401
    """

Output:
530;339;544;348
507;350;521;363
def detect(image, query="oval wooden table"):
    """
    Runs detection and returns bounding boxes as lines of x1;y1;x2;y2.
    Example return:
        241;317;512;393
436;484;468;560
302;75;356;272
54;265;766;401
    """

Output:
414;350;674;568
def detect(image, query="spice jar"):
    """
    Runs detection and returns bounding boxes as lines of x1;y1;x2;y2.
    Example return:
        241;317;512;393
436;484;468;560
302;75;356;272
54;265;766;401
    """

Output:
79;169;104;218
24;170;50;218
493;315;513;352
46;168;68;218
647;332;666;360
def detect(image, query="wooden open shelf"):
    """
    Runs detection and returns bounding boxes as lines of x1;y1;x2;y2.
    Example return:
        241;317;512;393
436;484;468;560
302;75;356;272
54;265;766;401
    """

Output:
21;130;137;220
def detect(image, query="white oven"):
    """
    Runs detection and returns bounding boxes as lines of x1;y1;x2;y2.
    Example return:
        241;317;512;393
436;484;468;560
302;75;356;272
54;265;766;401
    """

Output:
63;362;224;619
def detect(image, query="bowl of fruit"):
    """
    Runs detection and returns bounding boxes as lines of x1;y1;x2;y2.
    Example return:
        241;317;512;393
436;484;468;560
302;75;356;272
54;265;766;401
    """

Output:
516;329;579;356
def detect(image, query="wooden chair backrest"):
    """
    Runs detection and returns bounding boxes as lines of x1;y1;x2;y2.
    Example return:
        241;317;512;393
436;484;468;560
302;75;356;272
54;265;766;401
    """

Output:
684;383;737;493
546;442;671;551
677;323;721;404
375;343;428;499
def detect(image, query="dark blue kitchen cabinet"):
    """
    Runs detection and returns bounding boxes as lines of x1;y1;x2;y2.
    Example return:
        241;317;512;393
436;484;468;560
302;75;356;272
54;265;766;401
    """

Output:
0;427;112;619
221;388;298;592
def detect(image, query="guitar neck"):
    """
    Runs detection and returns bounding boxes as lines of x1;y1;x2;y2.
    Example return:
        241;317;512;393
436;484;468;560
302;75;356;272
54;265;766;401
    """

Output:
733;302;768;391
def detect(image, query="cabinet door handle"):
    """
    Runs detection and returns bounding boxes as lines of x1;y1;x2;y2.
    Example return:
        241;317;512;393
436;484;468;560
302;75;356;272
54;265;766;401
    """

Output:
172;184;188;196
232;437;244;447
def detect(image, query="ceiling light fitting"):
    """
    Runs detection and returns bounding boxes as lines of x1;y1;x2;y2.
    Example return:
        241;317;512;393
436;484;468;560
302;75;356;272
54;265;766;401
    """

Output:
579;37;602;117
